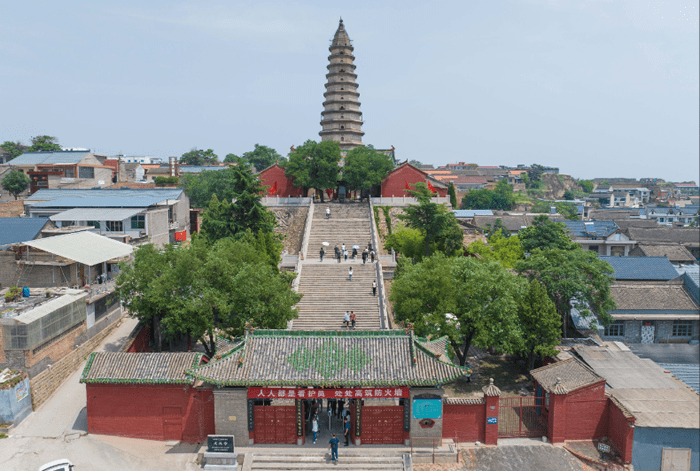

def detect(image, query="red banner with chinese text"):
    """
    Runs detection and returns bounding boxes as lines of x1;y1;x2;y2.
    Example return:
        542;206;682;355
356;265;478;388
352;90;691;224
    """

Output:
248;387;409;399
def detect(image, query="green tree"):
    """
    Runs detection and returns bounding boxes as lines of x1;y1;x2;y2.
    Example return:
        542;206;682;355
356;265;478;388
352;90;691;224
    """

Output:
242;144;282;171
527;164;545;187
562;190;575;200
283;140;341;201
409;160;423;166
1;170;30;199
383;226;426;260
448;182;457;208
579;180;594;193
390;254;525;366
180;148;219;166
224;153;247;166
27;135;61;152
530;201;578;220
400;183;463;257
492;179;515;210
341;145;394;191
517;280;561;369
515;248;616;337
519;215;577;252
465;231;524;268
461;181;514;211
1;141;25;161
181;166;259;208
461;189;492;209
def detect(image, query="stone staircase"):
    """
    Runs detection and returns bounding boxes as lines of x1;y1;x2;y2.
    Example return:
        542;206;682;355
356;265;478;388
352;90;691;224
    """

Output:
246;452;406;470
292;203;382;331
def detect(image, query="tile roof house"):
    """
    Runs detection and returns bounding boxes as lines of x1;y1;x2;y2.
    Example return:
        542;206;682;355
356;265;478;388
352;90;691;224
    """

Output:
625;227;700;260
628;244;696;264
470;214;559;235
187;330;468;387
574;345;699;471
563;220;636;256
599;256;681;281
530;357;605;394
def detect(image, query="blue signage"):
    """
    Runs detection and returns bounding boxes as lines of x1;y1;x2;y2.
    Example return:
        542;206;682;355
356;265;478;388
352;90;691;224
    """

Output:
413;399;442;419
487;417;497;424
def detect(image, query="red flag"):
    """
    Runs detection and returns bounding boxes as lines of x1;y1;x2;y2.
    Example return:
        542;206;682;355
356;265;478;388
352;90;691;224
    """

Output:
427;180;436;193
269;181;277;195
404;181;411;190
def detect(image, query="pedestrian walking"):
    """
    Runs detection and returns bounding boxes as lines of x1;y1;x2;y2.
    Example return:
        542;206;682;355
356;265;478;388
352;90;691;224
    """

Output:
352;247;357;259
344;249;348;261
370;250;375;263
350;311;356;329
312;399;319;418
372;280;377;296
330;399;337;417
326;207;331;219
341;243;346;253
343;311;350;328
320;247;325;262
312;416;319;443
362;249;368;264
348;267;353;281
335;246;341;263
368;241;373;251
344;415;350;446
328;433;340;462
337;400;345;419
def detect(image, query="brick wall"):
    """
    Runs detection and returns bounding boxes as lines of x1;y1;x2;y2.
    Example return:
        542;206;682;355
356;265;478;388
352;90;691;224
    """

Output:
602;320;641;344
24;322;87;375
0;200;25;216
564;381;609;440
607;397;635;464
29;316;121;409
86;383;214;443
0;250;19;288
656;320;700;343
443;400;485;442
213;388;250;443
147;208;170;246
259;164;304;197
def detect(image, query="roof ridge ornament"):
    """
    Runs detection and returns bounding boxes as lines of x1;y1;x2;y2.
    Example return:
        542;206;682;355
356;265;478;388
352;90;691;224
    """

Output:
552;376;568;395
482;378;501;397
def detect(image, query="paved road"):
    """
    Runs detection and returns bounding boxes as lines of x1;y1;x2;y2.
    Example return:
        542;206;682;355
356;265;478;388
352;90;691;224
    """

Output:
0;316;203;471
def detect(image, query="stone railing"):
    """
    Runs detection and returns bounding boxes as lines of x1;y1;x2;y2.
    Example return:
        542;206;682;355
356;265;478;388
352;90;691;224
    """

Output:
371;196;451;207
261;196;312;206
368;200;389;330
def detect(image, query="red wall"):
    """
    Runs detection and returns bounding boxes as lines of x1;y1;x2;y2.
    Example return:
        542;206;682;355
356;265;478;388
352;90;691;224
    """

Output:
381;164;448;197
258;164;303;197
443;403;486;443
607;398;635;464
564;381;609;440
127;325;151;353
86;383;214;443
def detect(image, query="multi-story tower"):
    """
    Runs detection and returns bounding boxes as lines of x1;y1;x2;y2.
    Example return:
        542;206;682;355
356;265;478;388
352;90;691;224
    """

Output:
319;19;364;151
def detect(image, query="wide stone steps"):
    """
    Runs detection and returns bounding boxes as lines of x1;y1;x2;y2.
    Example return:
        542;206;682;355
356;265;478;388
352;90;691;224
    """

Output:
248;453;404;470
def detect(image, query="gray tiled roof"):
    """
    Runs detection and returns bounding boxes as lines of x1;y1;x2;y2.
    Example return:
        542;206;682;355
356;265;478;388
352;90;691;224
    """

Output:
599;256;680;281
188;330;468;387
564;220;619;239
530;358;604;394
9;151;89;166
610;283;699;312
471;214;556;232
0;218;49;246
626;227;700;246
453;210;493;218
628;244;696;263
27;188;183;202
676;266;699;304
80;352;203;384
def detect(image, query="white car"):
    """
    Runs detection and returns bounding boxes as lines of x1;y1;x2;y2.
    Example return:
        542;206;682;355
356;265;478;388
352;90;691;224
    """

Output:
39;459;74;471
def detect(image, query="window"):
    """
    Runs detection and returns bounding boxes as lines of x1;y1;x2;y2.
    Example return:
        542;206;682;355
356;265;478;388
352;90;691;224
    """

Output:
78;167;94;179
341;137;344;141
87;221;100;229
340;125;344;129
605;321;625;337
672;320;693;337
131;214;145;229
106;221;123;232
64;168;75;178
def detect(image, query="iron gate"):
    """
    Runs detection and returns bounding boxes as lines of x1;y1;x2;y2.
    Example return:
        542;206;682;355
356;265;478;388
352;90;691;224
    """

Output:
497;396;547;438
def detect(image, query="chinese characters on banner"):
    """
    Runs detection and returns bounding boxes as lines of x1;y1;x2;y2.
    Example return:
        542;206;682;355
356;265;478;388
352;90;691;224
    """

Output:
247;387;409;399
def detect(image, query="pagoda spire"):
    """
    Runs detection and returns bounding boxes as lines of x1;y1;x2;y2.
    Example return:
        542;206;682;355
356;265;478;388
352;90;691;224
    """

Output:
319;19;364;151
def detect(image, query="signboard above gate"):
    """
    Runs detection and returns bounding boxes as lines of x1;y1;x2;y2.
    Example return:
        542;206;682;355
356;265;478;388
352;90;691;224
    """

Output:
248;387;409;399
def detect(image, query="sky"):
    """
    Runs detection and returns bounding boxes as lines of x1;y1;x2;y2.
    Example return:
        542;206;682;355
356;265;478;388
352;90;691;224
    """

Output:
1;0;698;182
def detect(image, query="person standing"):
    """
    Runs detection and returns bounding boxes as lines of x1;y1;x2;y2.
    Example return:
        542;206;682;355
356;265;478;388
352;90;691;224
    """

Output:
335;246;341;263
352;247;358;259
362;249;368;264
372;280;377;296
326;207;331;219
348;267;353;281
337;399;345;419
344;248;348;261
328;433;339;462
350;311;356;329
370;250;375;263
330;398;337;417
312;415;319;443
368;241;373;252
343;415;350;446
341;243;346;254
320;247;325;262
343;311;350;328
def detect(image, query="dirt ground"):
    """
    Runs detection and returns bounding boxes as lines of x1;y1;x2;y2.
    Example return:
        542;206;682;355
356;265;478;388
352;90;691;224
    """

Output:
444;354;533;398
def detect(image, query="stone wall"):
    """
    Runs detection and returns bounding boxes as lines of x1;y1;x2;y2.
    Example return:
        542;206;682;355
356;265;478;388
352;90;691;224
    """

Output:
409;387;445;445
29;315;121;409
147;208;170;246
213;388;250;444
272;206;308;255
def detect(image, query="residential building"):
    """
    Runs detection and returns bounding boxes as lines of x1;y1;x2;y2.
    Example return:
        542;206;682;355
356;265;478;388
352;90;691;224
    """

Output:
452;210;494;222
0;218;54;249
625;227;700;260
116;155;163;165
674;182;699;196
628;244;697;265
470;213;560;236
562;220;636;256
647;206;699;226
587;208;644;221
593;186;650;204
23;188;190;245
452;176;489;191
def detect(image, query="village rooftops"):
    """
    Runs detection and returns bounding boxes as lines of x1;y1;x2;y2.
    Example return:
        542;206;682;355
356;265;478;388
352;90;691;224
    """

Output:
81;352;204;385
598;256;680;281
628;244;696;264
187;330;468;387
625;227;700;247
530;357;605;394
453;209;494;218
26;188;183;204
607;282;699;320
23;231;133;266
0;217;50;247
6;150;91;166
563;220;619;239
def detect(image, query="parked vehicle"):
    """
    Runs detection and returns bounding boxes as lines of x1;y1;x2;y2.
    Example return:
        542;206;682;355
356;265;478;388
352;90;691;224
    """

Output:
39;459;74;471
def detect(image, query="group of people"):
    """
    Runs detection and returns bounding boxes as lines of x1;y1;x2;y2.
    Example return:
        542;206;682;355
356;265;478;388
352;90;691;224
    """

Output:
321;242;376;264
343;311;356;329
307;398;352;461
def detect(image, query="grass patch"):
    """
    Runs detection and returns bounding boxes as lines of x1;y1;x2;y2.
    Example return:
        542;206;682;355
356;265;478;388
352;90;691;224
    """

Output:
381;206;392;234
444;354;532;398
0;433;8;439
372;206;382;238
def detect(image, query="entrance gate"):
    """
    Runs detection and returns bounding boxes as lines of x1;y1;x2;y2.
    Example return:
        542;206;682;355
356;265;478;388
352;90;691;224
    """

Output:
253;406;297;444
361;406;404;444
497;397;547;438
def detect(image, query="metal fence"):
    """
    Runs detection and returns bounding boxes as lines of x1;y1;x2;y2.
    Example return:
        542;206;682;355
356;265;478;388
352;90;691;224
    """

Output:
371;197;452;206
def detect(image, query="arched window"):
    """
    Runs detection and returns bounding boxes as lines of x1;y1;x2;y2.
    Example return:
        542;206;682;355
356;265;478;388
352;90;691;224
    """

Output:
340;115;344;118
341;137;344;141
340;69;345;73
339;106;345;110
340;88;344;90
341;97;344;100
340;125;345;129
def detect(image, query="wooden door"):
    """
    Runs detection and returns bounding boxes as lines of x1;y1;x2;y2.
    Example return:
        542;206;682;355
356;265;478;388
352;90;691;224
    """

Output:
361;406;404;444
661;448;691;471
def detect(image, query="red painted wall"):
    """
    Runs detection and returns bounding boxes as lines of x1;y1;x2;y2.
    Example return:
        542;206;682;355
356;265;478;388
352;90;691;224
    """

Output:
86;383;214;443
443;403;485;442
607;398;635;464
258;164;303;197
127;326;151;353
381;164;448;197
564;381;609;440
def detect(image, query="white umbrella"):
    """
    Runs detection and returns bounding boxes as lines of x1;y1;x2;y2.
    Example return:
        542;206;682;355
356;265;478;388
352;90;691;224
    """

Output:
352;245;360;249
322;242;330;246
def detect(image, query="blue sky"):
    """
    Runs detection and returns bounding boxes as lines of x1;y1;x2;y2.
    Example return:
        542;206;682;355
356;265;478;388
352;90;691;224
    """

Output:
1;0;698;181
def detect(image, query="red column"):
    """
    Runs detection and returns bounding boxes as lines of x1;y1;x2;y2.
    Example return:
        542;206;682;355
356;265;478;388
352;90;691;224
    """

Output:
547;393;567;444
482;378;501;445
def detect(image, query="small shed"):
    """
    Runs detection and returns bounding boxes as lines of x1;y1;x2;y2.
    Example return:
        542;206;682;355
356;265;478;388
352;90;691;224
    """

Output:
81;352;214;443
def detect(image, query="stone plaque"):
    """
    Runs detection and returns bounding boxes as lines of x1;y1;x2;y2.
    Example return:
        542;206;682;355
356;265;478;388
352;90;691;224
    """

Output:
207;435;234;453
